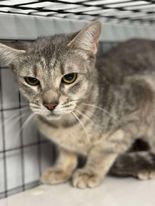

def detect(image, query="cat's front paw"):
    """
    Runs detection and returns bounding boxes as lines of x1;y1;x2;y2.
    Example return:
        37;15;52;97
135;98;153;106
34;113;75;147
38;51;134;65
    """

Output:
41;167;71;185
72;169;102;189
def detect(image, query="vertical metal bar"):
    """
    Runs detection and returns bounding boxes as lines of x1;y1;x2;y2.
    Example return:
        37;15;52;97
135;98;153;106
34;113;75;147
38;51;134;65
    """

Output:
37;131;42;177
0;66;8;198
18;91;26;191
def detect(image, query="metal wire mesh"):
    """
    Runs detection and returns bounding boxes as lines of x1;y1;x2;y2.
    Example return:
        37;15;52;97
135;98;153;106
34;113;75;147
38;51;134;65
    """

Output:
0;54;56;198
0;0;155;22
0;0;155;200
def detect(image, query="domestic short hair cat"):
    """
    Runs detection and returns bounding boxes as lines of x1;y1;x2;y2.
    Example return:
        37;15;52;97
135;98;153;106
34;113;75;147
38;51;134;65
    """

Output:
1;21;155;188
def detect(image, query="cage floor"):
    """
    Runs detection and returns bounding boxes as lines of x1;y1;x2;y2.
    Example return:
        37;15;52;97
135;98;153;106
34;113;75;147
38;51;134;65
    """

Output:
0;177;155;206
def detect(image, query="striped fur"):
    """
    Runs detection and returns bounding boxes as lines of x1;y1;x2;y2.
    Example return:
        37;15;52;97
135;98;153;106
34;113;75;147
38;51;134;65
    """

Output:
1;21;155;188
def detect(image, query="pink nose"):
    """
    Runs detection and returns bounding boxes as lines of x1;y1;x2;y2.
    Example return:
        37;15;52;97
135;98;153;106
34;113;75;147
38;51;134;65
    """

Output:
44;103;58;111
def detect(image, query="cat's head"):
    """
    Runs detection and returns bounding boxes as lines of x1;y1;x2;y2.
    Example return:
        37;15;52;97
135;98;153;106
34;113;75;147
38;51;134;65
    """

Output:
0;21;101;120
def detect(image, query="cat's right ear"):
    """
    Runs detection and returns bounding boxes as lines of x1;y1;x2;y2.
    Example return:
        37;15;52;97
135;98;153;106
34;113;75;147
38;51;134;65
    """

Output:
0;43;25;66
67;21;101;56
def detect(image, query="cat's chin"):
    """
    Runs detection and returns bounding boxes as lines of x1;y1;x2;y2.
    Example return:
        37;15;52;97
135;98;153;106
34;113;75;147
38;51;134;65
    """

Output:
45;113;61;121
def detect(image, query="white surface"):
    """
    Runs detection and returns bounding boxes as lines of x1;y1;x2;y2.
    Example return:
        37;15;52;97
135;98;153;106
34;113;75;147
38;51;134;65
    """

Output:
1;177;155;206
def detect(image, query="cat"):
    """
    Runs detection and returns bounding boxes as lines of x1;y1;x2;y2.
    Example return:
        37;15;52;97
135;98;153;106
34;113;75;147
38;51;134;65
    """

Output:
1;21;155;189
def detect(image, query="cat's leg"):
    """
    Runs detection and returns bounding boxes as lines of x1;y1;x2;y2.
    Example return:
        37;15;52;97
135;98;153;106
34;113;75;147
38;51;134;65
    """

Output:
72;149;117;188
41;148;78;184
110;151;155;180
72;130;129;188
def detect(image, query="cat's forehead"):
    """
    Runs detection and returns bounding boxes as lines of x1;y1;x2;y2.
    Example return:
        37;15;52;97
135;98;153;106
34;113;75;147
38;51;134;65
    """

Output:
31;34;70;60
22;35;88;75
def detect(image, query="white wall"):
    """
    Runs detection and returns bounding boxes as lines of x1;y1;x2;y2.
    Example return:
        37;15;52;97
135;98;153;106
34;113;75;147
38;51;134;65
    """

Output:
0;13;155;41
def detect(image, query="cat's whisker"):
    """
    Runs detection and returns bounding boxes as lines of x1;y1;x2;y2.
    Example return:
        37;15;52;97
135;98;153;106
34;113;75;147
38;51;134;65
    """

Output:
30;105;41;109
31;107;40;110
29;103;44;110
55;108;74;113
12;114;28;128
72;111;89;140
12;112;34;145
5;110;24;121
18;113;36;138
5;106;30;117
75;109;92;121
82;103;117;120
75;108;103;131
33;109;47;113
61;99;83;106
1;112;31;147
3;108;30;128
31;107;49;114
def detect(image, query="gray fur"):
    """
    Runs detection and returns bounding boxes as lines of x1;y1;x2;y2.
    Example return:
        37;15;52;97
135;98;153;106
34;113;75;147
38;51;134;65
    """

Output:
1;21;155;188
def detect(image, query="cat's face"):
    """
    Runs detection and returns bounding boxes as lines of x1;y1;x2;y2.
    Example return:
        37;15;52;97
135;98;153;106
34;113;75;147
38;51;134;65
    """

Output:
15;45;94;120
0;21;101;120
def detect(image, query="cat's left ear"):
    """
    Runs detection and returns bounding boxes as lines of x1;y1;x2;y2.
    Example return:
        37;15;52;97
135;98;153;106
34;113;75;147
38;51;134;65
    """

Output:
0;43;25;66
68;21;101;56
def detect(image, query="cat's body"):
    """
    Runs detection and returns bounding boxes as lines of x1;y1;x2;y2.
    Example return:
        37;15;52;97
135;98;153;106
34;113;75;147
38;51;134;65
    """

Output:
37;38;155;153
1;21;155;188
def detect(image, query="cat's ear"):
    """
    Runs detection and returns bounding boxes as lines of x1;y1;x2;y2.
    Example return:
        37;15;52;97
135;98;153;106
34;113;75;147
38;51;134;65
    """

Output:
0;43;25;66
68;21;101;55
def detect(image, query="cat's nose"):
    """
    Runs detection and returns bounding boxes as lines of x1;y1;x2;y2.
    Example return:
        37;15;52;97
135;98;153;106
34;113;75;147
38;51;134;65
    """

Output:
44;103;58;111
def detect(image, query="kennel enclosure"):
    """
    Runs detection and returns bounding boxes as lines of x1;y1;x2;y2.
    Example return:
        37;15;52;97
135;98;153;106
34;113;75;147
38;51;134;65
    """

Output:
0;0;155;201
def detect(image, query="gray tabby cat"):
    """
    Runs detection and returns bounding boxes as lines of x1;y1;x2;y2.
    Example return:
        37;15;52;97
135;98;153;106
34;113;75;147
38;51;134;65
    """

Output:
1;21;155;189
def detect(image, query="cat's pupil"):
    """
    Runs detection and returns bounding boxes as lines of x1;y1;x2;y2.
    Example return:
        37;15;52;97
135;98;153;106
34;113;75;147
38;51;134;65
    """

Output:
65;74;74;80
62;73;77;84
24;77;40;86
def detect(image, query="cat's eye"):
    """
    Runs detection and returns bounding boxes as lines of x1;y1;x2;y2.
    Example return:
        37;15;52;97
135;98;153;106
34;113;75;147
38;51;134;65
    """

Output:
62;73;77;84
24;77;40;86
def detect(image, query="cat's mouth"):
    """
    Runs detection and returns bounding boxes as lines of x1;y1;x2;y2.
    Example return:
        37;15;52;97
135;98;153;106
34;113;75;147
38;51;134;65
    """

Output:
30;101;77;120
46;113;61;120
45;107;76;120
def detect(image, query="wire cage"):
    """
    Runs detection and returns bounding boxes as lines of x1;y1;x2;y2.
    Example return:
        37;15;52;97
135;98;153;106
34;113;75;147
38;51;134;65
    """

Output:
0;0;155;200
